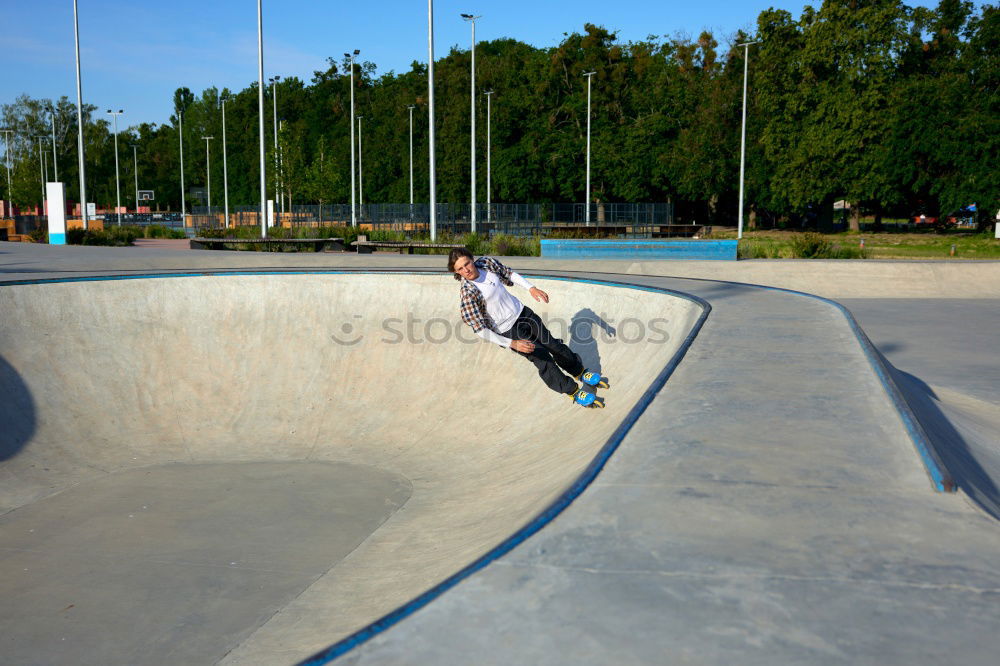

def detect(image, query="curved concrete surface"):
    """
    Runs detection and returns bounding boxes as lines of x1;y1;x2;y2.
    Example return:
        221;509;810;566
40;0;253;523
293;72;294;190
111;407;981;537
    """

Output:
0;272;702;664
2;243;999;665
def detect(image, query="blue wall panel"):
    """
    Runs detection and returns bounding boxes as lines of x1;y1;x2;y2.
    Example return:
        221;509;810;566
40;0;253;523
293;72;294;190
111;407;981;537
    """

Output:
540;239;737;260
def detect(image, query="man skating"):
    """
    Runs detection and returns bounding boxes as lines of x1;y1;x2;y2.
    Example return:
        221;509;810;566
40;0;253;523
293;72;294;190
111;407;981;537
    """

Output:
447;248;608;407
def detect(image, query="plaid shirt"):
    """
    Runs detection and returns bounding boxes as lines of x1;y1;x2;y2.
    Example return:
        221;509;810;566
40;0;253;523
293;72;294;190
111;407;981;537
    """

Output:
458;256;516;334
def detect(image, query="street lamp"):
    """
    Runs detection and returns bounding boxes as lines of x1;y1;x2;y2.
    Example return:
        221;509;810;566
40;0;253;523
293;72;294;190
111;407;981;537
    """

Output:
73;0;88;228
0;128;12;203
178;108;186;226
583;71;596;225
344;50;359;226
268;75;281;214
220;94;230;228
107;109;124;226
427;0;437;241
130;143;138;213
484;90;493;225
357;116;364;210
202;136;214;216
407;105;415;214
737;41;760;240
256;0;267;237
35;136;46;206
461;13;482;232
49;105;58;182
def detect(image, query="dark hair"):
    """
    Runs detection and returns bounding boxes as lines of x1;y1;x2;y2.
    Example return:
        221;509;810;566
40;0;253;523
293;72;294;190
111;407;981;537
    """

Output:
448;247;475;280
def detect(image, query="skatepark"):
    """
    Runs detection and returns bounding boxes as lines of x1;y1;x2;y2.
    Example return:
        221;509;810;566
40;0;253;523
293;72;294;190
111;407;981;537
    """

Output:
1;241;999;664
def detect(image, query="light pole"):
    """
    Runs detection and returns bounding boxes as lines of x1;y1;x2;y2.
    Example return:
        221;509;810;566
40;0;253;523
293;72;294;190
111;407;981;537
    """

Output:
220;95;230;228
202;136;213;217
49;105;58;182
269;75;281;215
484;90;493;225
0;129;12;203
344;50;359;226
583;71;596;225
461;13;481;232
256;0;267;237
73;0;88;228
357;116;364;209
107;109;123;225
737;41;759;240
35;136;46;206
407;105;415;212
427;0;437;241
178;109;186;226
130;143;138;212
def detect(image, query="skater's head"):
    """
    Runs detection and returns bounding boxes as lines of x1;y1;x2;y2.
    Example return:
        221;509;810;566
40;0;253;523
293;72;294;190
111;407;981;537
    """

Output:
449;247;478;281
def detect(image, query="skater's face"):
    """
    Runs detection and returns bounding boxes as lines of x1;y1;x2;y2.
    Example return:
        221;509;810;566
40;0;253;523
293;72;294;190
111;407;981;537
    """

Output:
453;255;478;280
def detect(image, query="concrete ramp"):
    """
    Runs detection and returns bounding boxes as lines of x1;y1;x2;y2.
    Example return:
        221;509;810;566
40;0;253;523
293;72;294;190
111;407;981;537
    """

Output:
0;273;703;664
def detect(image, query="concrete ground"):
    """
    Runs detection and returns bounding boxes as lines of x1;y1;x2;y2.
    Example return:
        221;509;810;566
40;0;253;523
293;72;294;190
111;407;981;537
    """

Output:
1;241;998;665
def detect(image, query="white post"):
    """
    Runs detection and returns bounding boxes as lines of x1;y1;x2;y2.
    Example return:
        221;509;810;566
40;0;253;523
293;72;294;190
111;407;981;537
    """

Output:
131;144;138;212
50;107;58;182
461;14;481;232
36;137;45;206
485;90;492;225
1;129;12;203
408;105;415;210
428;0;437;241
257;0;268;237
46;182;67;244
179;111;186;225
221;97;229;228
357;116;363;208
347;51;358;226
202;136;213;216
72;0;88;229
108;110;123;225
583;71;595;225
737;41;759;240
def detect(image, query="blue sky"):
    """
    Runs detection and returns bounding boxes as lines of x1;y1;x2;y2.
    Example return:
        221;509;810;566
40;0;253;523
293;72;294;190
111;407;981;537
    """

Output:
0;1;975;128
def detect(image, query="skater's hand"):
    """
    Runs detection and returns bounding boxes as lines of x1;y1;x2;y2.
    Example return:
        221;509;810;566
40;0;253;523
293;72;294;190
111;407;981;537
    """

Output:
511;339;536;353
529;287;549;303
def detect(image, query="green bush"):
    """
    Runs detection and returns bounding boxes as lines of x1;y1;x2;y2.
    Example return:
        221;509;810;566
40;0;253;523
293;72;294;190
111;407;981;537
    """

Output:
143;225;186;239
67;225;140;246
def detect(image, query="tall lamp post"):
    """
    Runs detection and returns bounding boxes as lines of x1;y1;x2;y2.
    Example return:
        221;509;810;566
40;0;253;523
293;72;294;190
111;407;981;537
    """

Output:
344;50;359;226
107;109;124;225
583;71;596;225
427;0;437;241
49;105;58;182
1;128;12;203
35;136;46;206
407;105;415;214
220;95;230;228
178;109;186;227
268;75;281;215
484;90;493;225
256;0;267;237
737;41;759;240
202;136;214;217
72;0;88;228
460;13;481;232
130;143;139;212
357;116;364;210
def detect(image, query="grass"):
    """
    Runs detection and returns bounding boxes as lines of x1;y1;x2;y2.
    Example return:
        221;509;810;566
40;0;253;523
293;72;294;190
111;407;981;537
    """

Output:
721;229;1000;260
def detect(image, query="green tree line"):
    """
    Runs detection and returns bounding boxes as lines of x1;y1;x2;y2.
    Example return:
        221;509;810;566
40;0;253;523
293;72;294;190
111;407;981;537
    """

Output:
2;0;996;228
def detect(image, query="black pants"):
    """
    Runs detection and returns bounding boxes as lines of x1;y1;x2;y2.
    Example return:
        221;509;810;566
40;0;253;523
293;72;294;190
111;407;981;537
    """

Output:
501;306;584;395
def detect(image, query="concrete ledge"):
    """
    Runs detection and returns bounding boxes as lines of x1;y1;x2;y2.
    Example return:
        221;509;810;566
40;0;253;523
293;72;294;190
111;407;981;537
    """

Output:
541;239;737;260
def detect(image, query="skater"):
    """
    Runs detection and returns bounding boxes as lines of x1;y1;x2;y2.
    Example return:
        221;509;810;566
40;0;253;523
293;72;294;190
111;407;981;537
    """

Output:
447;248;608;407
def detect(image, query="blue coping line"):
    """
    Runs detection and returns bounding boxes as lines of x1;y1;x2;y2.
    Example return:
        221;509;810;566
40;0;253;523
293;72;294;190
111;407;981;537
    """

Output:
529;268;955;494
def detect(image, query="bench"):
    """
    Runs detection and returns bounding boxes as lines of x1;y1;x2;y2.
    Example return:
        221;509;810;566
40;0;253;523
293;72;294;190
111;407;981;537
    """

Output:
351;235;465;254
650;225;705;238
190;237;346;252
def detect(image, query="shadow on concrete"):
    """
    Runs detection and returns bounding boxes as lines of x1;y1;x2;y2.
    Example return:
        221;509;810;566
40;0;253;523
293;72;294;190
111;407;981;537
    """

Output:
889;362;1000;520
568;308;616;374
0;355;37;461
